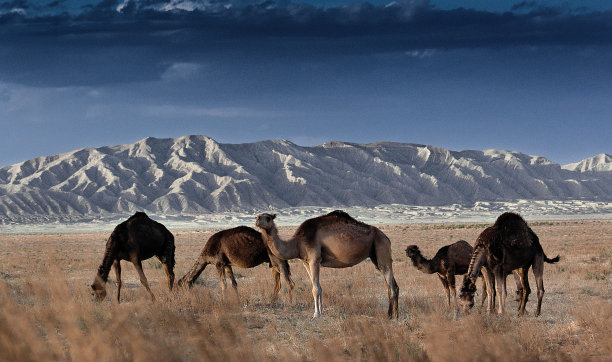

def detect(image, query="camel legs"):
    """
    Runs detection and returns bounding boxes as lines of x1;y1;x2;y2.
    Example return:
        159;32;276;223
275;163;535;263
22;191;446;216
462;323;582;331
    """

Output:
532;255;545;317
131;257;155;301
177;256;210;288
280;262;295;303
494;270;506;314
479;276;488;308
270;268;281;302
372;239;399;318
447;272;458;310
512;270;524;303
224;266;241;301
482;268;496;314
301;258;324;318
224;266;238;290
307;259;323;318
516;267;531;316
437;273;451;307
216;263;228;293
269;258;294;302
161;262;175;292
113;259;122;303
158;242;175;291
301;260;322;317
380;266;399;318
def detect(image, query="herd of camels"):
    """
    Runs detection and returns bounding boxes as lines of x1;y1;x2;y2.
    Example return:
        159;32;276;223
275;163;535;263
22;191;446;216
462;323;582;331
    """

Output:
91;210;559;318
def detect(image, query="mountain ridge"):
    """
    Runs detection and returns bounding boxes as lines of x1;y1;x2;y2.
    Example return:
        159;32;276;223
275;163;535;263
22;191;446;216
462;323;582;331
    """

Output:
1;135;610;223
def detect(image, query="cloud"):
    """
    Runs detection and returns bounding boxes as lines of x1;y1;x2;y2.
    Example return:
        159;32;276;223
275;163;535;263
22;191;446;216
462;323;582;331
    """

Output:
405;48;436;58
0;1;610;87
160;62;203;81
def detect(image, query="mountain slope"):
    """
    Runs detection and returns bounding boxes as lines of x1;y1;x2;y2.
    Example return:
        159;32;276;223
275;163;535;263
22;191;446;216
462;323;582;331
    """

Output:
0;135;610;222
562;153;612;172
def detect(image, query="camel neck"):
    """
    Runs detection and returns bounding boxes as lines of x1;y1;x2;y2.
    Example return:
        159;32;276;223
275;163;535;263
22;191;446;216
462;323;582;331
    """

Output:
467;245;485;280
97;237;118;282
263;226;299;260
413;254;436;274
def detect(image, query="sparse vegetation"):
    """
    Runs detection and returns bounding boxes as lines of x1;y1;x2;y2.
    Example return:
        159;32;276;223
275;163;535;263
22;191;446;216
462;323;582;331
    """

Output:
0;220;611;361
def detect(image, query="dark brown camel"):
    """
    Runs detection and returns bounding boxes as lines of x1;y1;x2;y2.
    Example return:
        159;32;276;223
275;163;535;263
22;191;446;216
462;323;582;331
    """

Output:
256;211;399;319
406;241;523;310
177;226;294;301
459;212;560;316
91;212;175;302
406;240;484;309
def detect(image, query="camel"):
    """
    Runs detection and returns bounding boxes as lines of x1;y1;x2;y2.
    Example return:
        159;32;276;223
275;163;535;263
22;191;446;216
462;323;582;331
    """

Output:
406;241;523;310
91;212;175;302
459;212;560;316
255;210;399;319
177;226;294;301
406;240;483;309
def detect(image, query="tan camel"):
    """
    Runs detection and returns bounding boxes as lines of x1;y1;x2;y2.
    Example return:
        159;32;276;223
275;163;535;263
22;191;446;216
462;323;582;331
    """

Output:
177;226;294;301
459;212;560;316
255;211;399;318
91;212;175;302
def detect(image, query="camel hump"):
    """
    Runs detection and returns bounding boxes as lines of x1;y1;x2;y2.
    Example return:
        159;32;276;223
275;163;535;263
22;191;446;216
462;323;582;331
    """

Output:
207;226;263;252
450;240;473;254
325;210;366;226
494;212;532;248
127;211;149;221
293;210;366;240
327;210;352;218
494;212;525;226
218;226;262;240
454;240;471;248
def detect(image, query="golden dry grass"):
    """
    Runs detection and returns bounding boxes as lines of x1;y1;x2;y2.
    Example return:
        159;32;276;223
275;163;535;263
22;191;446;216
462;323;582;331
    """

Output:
1;220;611;361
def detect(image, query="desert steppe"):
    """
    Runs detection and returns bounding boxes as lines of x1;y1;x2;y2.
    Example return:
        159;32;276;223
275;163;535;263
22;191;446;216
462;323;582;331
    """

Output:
1;219;611;361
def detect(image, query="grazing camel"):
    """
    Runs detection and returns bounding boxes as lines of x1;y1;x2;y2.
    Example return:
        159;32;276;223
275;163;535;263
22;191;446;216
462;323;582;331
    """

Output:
406;241;523;310
91;212;175;302
405;241;483;309
177;226;294;301
459;212;560;316
255;211;399;319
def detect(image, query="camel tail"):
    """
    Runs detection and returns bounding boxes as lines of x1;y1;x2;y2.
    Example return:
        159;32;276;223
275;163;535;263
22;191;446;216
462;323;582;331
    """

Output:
545;254;560;264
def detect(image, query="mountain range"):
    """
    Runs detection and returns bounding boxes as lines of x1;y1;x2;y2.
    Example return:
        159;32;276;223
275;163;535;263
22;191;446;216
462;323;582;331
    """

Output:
0;135;610;223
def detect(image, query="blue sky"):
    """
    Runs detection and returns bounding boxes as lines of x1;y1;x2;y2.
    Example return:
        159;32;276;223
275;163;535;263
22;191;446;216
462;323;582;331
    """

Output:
0;0;611;166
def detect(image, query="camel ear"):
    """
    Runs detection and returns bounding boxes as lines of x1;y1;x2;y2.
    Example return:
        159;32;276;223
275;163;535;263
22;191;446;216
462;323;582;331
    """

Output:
271;214;276;219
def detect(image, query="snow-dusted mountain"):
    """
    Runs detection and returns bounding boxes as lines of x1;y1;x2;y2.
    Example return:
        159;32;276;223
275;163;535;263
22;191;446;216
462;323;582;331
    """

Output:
0;135;610;222
562;153;612;172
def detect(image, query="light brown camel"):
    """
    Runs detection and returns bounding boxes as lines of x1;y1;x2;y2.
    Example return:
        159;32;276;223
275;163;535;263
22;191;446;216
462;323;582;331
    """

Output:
177;226;294;301
406;241;523;310
459;212;560;316
91;212;175;302
255;211;399;319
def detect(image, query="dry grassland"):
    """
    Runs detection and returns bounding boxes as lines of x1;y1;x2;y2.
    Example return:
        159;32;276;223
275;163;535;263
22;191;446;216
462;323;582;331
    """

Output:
1;220;611;361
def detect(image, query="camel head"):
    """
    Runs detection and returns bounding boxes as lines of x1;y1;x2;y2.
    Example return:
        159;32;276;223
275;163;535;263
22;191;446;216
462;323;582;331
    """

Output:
404;245;421;259
255;213;276;231
91;276;107;301
459;276;477;312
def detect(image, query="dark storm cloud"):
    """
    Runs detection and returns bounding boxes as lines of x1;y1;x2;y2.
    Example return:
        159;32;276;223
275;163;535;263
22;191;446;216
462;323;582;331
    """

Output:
1;0;611;86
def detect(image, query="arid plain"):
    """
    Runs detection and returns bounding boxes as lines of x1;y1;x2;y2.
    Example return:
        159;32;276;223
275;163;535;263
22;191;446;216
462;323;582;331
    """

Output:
1;219;611;361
